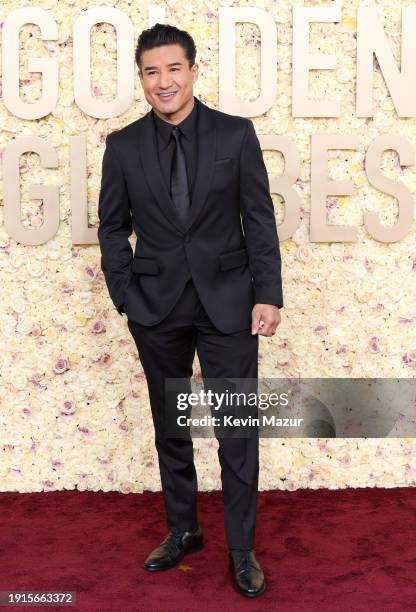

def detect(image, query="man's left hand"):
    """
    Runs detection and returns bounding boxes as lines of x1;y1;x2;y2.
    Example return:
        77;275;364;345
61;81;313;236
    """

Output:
251;304;281;336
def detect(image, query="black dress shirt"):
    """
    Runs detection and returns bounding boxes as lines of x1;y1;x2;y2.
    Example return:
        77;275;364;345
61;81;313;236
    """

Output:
151;96;199;202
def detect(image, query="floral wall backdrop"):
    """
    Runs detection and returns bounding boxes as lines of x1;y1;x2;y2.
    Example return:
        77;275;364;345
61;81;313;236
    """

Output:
1;0;416;493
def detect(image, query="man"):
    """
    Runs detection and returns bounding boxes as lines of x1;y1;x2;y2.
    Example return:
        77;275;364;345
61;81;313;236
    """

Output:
98;23;283;598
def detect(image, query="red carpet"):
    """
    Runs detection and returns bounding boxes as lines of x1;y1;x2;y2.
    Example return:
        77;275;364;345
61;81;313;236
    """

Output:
1;487;415;611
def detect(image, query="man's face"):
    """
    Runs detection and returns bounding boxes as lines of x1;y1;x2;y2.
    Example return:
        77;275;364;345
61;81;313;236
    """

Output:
138;44;198;122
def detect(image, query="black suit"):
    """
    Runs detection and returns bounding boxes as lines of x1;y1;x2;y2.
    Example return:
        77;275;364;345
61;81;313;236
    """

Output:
98;95;283;549
98;95;283;334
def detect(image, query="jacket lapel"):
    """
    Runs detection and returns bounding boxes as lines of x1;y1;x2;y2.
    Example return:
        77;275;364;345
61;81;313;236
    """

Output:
136;96;217;235
185;97;216;231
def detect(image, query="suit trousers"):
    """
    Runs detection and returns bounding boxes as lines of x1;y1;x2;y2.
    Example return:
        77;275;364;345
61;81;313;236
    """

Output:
126;277;259;550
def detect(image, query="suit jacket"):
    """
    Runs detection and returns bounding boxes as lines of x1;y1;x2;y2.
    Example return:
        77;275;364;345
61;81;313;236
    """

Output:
97;96;283;335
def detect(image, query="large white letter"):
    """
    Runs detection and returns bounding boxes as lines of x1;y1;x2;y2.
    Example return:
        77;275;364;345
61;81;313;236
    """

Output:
73;7;134;118
310;134;360;242
219;7;277;116
365;135;414;242
357;6;416;117
258;135;302;241
3;136;59;245
2;8;58;119
292;6;341;117
70;135;98;245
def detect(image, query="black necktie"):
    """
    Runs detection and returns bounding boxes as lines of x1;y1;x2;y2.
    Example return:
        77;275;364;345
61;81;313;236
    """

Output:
170;126;190;224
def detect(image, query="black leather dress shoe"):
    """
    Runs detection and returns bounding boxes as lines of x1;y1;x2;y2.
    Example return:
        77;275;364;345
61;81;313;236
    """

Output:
229;550;266;597
144;527;203;571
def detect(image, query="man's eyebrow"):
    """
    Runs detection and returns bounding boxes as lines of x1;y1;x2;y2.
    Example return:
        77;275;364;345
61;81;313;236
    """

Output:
143;62;183;72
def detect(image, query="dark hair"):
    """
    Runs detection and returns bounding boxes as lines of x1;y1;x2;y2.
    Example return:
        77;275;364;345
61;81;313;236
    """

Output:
135;23;196;71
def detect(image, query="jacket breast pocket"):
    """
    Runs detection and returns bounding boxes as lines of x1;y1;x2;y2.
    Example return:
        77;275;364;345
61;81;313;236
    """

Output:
211;158;234;191
219;248;249;271
131;256;160;275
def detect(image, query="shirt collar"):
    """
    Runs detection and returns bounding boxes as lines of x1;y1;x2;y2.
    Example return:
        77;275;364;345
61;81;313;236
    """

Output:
152;96;198;151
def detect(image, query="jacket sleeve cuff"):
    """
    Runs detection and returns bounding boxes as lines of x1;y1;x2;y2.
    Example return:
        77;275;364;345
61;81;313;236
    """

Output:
114;272;133;315
254;286;283;308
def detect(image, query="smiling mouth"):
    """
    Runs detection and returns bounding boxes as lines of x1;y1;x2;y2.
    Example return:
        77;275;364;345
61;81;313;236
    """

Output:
157;91;177;101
